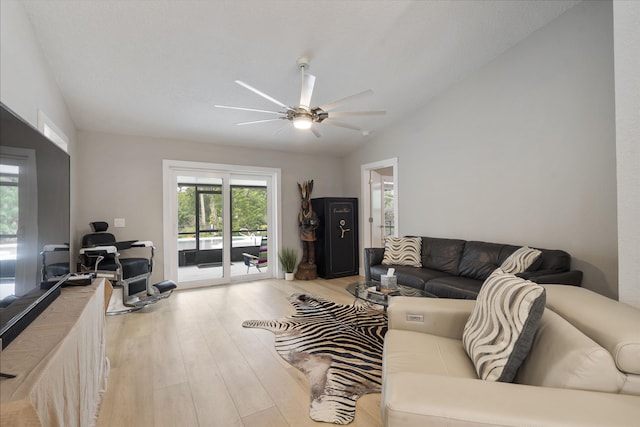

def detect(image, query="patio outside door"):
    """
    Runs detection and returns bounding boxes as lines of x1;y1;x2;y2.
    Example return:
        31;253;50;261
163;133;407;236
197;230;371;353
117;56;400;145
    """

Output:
163;160;279;290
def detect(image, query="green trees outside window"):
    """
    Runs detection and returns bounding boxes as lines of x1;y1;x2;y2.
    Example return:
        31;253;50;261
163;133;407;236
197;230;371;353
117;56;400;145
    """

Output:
231;186;267;238
177;183;267;242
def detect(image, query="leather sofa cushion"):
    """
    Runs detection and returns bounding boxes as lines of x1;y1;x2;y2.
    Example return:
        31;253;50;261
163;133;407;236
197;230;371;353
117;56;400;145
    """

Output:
382;373;640;427
420;237;465;275
425;276;482;299
383;329;477;379
536;249;571;271
544;285;640;375
516;309;625;393
457;241;519;281
370;265;449;290
621;374;640;395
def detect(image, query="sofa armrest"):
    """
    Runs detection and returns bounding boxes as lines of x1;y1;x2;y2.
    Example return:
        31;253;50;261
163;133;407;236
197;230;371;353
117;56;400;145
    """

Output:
363;247;385;282
517;269;583;285
387;296;474;339
383;373;640;427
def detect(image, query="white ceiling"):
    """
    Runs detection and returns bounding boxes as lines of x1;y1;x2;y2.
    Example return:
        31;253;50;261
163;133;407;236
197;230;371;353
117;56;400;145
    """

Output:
21;0;580;156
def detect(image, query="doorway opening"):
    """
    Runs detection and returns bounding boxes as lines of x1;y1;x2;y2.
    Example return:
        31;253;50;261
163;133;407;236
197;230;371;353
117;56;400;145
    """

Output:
361;158;398;256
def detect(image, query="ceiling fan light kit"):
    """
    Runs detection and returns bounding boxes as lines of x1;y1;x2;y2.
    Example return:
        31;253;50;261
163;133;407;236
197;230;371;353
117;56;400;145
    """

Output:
293;113;313;130
216;57;386;137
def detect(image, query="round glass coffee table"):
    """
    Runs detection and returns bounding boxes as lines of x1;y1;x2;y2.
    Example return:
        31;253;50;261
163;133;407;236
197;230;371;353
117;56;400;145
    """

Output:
346;281;436;310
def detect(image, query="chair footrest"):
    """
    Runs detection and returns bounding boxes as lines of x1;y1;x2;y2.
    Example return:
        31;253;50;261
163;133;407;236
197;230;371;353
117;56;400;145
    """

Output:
153;280;177;294
130;292;171;308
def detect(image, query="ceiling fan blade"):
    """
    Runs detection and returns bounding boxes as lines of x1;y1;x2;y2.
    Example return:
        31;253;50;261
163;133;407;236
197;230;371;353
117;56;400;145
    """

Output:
317;89;374;112
310;126;321;138
327;110;387;118
236;118;284;126
235;80;291;110
323;119;362;131
214;105;283;115
299;73;316;109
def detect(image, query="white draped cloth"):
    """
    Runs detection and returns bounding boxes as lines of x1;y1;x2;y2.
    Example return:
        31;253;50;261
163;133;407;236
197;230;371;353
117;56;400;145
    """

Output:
1;279;111;427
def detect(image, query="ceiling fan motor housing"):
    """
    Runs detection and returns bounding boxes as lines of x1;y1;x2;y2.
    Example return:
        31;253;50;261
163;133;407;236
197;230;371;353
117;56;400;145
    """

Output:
312;108;329;122
287;107;326;124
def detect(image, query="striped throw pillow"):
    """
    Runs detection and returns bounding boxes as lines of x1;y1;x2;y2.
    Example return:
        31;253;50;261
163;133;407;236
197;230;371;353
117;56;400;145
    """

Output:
500;246;541;274
462;269;546;382
381;237;422;267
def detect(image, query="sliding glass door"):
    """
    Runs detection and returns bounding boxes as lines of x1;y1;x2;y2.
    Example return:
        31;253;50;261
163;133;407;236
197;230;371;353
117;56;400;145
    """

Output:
163;161;280;289
229;178;268;279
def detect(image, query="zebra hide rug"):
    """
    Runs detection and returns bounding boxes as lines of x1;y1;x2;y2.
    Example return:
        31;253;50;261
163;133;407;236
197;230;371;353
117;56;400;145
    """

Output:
242;293;387;425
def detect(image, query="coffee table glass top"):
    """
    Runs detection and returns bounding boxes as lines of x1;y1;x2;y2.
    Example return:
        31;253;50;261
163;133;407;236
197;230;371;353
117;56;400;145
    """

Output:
346;281;436;307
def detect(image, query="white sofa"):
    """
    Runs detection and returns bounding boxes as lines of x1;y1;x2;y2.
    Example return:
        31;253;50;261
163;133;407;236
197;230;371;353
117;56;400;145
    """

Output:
381;285;640;426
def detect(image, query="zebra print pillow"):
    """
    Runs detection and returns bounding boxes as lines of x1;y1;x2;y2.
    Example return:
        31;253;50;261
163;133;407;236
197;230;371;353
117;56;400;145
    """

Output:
500;246;542;274
381;237;422;267
462;269;546;382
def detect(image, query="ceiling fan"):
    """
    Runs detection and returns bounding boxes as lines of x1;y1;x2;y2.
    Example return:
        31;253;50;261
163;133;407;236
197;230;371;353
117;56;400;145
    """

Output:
215;57;386;137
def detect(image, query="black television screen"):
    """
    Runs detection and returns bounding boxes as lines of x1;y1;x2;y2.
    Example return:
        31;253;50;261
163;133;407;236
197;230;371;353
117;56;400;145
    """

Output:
0;102;70;349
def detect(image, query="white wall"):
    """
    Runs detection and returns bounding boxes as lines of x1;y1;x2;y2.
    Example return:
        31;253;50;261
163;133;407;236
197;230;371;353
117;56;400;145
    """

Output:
0;1;75;137
345;1;619;298
0;0;79;255
76;131;345;284
614;0;640;309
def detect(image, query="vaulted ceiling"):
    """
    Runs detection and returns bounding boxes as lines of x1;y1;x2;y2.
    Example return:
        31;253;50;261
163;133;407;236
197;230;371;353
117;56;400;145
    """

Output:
21;0;579;155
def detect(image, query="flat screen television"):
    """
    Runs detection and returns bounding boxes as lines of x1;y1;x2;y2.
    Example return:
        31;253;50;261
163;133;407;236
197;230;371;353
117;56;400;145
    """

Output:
0;102;70;349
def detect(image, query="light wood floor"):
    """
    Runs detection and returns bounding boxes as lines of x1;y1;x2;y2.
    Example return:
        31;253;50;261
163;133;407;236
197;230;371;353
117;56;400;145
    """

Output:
96;276;383;427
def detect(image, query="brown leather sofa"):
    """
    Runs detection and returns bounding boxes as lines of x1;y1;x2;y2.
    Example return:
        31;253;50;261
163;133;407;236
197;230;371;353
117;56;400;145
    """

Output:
381;286;640;426
364;236;582;299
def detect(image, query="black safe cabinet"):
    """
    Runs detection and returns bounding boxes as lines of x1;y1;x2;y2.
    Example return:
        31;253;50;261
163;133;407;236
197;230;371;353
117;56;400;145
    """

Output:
311;197;359;278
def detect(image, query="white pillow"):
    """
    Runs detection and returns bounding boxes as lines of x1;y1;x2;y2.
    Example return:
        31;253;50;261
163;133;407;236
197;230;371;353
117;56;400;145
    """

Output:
500;246;541;274
462;269;546;382
381;237;422;267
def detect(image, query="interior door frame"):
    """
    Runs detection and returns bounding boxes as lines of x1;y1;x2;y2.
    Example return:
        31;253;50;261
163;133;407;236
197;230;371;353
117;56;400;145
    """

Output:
162;160;281;288
360;157;398;273
369;169;384;247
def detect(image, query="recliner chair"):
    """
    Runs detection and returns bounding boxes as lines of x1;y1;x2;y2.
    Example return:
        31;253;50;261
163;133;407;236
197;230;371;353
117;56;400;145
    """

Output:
78;221;175;314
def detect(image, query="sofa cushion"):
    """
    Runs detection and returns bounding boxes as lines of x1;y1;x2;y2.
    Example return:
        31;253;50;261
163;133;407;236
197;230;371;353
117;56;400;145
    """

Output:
382;237;422;267
536;249;571;272
457;241;514;281
543;285;640;376
463;270;546;382
370;265;449;290
516;308;625;393
384;329;477;379
499;246;542;274
425;276;482;299
420;237;465;275
621;374;640;395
